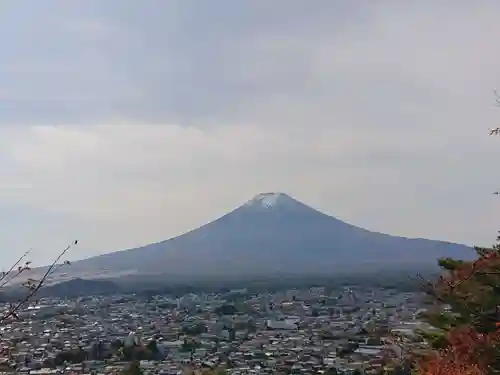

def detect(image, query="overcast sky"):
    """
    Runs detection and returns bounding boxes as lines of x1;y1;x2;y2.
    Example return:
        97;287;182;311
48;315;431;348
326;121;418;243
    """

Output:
0;0;499;266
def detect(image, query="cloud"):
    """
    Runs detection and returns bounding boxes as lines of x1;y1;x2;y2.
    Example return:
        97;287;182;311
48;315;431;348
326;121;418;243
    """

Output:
0;123;395;219
0;0;499;265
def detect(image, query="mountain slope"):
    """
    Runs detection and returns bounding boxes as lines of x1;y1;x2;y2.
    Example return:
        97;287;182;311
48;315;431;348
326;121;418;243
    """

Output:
38;278;121;298
64;192;475;278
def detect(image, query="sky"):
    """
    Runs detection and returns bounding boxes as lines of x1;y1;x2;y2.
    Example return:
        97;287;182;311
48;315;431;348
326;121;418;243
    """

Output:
0;0;500;266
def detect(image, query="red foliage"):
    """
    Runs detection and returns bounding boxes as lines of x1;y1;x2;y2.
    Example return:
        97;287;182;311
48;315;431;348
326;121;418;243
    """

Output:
418;326;499;375
418;107;500;375
440;250;500;290
420;250;500;374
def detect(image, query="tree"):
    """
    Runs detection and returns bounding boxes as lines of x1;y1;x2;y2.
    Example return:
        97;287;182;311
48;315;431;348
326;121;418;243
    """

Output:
54;347;86;365
180;338;200;352
0;240;77;324
121;345;151;361
121;360;143;375
214;304;238;315
417;248;500;374
182;322;207;335
111;339;124;351
145;340;163;360
202;369;227;375
416;125;500;374
146;339;159;354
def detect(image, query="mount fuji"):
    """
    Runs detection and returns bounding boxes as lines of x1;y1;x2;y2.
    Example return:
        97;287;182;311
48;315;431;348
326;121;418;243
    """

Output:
54;192;475;280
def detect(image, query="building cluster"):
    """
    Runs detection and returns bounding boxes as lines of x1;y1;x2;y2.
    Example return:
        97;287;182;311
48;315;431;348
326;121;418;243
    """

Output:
0;285;434;375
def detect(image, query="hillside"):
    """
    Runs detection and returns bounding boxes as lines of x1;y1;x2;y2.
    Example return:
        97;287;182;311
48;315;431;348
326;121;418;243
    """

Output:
37;278;121;298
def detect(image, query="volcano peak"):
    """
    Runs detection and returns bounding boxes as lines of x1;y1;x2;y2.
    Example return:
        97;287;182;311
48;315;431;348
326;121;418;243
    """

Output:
244;192;292;209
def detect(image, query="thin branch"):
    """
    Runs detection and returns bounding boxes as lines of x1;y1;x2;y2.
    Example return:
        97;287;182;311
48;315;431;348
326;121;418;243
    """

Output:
490;127;500;136
0;240;77;323
494;89;500;107
0;249;31;285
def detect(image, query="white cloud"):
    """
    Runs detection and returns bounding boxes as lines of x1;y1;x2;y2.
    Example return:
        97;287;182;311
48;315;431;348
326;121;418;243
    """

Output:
0;0;500;265
0;119;496;256
0;123;382;219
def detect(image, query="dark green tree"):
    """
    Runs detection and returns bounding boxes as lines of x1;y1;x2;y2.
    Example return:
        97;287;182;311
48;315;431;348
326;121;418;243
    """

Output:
111;339;123;350
121;360;143;375
214;304;238;315
146;340;158;352
324;367;338;375
182;322;207;335
54;348;87;365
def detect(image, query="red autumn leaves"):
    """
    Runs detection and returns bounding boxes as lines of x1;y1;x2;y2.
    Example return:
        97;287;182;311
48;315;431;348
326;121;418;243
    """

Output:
419;249;500;374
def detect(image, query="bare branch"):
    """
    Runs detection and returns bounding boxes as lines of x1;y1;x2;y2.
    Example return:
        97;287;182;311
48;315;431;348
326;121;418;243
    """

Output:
0;249;31;285
494;89;500;106
0;240;78;324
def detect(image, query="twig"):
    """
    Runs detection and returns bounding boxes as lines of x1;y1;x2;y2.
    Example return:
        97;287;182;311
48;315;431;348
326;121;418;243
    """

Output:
0;249;31;285
0;240;77;323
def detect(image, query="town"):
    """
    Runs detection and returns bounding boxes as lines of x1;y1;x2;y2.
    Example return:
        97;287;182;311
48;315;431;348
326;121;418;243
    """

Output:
0;285;433;375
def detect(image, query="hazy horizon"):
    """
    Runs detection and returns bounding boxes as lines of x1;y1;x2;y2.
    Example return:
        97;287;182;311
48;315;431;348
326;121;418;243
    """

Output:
0;1;499;267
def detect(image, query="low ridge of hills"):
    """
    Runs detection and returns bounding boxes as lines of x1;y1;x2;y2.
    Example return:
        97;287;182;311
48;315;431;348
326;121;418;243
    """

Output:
0;278;121;301
37;278;120;298
47;192;474;281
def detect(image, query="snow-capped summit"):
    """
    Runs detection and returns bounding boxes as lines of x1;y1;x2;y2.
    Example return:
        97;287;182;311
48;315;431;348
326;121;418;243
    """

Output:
241;192;318;214
244;192;290;209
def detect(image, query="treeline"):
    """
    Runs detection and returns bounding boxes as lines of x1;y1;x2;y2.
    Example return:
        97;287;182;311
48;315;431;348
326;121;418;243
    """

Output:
41;339;163;367
116;269;431;298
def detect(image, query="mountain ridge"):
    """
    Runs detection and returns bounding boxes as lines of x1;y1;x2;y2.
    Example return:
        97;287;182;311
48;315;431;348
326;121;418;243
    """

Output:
34;192;475;280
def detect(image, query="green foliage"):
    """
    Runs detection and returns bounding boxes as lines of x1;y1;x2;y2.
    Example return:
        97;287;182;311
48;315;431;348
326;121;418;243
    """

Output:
366;337;382;346
437;257;466;271
180;338;201;352
416;329;448;350
324;368;338;375
182;322;207;335
120;345;157;361
121;360;143;375
146;340;159;354
379;363;413;375
423;248;500;333
214;304;238;315
419;311;464;331
54;348;86;365
89;341;107;360
320;330;338;340
111;339;124;350
418;244;500;372
336;342;359;357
